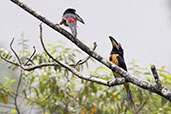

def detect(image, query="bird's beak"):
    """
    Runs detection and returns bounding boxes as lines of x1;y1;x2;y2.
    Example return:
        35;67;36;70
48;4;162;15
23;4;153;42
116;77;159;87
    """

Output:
76;13;85;24
109;35;119;50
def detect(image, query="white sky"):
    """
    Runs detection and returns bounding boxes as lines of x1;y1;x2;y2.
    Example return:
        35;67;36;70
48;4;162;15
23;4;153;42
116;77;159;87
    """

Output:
0;0;171;72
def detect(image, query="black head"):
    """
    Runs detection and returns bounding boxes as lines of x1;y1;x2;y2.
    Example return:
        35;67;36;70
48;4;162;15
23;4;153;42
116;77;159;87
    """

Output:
63;8;76;15
109;35;124;58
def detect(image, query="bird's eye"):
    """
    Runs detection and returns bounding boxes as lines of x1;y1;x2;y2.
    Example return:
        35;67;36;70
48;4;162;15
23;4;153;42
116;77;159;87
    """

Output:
63;20;66;23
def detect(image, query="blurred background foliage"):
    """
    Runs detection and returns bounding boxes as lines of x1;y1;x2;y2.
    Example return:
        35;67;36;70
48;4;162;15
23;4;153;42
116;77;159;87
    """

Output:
0;37;170;114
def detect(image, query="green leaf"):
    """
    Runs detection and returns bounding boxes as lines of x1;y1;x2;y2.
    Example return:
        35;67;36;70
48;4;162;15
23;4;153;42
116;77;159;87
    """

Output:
30;76;35;85
144;72;151;75
47;43;52;47
42;112;49;114
10;79;16;83
51;50;56;55
5;77;10;81
11;109;16;113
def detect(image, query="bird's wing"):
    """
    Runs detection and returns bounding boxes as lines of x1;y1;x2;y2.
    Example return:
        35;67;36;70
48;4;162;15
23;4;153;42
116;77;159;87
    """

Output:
117;55;127;71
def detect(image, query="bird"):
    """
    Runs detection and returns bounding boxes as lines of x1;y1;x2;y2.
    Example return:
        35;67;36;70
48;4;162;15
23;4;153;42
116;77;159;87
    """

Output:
60;8;85;37
108;35;135;109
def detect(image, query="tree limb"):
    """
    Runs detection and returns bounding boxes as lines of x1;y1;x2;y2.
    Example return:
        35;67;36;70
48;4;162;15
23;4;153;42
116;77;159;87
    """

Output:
0;53;61;71
151;65;162;87
39;23;124;86
9;0;171;101
73;42;97;67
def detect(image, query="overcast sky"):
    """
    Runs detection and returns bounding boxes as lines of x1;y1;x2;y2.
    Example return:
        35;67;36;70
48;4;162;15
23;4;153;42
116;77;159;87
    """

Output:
1;0;171;72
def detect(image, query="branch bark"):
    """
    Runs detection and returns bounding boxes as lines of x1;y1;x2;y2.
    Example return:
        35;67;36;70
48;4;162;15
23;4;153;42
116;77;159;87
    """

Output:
9;0;171;101
14;70;23;114
151;65;162;87
39;23;124;86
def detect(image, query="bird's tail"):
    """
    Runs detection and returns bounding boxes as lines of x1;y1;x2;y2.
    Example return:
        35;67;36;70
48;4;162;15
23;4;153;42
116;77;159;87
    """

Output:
68;22;77;37
70;25;77;37
124;83;135;110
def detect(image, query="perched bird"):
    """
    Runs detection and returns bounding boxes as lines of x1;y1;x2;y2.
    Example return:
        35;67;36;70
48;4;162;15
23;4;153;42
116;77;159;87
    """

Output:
60;8;85;37
108;35;135;109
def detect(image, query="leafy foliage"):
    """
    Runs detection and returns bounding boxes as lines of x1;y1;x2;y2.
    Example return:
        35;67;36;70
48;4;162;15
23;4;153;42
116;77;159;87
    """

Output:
0;40;171;114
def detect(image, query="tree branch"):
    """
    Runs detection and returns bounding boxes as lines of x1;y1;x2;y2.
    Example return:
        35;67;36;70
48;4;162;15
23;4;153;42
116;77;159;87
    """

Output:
10;38;22;65
39;23;124;86
10;0;171;101
151;65;162;87
0;53;61;71
73;42;97;67
24;46;36;65
0;54;19;66
14;70;23;114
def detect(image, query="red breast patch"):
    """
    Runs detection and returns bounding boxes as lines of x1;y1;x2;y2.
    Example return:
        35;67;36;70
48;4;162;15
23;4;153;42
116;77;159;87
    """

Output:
67;17;76;24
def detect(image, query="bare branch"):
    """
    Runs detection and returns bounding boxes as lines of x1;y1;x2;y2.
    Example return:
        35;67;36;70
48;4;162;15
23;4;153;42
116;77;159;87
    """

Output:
75;42;97;66
151;65;162;87
10;38;22;65
9;0;171;101
0;54;19;66
24;46;36;65
0;54;61;71
72;42;97;70
22;63;59;71
14;69;23;114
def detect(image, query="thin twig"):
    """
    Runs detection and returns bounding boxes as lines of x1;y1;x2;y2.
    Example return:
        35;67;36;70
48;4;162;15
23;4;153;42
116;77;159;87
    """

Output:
39;23;66;67
14;69;23;114
0;54;61;71
73;42;97;67
23;63;60;71
151;65;162;87
0;54;19;66
73;60;82;68
10;38;22;65
24;46;36;65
